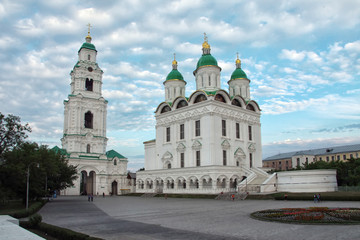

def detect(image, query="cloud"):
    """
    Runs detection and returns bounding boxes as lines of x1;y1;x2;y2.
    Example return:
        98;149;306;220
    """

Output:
279;49;306;61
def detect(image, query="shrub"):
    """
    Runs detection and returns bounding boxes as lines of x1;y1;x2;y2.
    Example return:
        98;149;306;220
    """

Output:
29;213;42;228
37;222;103;240
10;201;46;219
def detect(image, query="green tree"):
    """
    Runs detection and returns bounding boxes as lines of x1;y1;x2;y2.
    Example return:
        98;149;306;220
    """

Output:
0;142;77;203
0;112;31;158
304;158;360;186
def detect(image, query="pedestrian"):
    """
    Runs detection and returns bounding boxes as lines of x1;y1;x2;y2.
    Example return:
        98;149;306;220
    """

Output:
103;192;105;198
313;194;317;203
317;193;321;202
91;194;94;202
232;194;235;201
284;194;288;201
88;194;90;202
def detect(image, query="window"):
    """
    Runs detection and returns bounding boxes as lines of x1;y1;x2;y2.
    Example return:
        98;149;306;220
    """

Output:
181;153;184;168
319;157;322;161
236;161;239;167
236;123;240;139
286;161;288;165
326;156;329;162
331;156;335;161
297;158;300;167
249;153;253;168
248;125;252;141
180;124;184;140
306;157;308;165
114;159;117;165
84;111;93;128
337;155;340;161
209;77;211;86
195;120;200;137
85;78;93;91
86;144;90;153
343;155;346;160
166;127;170;142
196;151;200;166
88;54;91;60
194;94;206;103
161;106;171;113
222;120;226;136
223;150;227;166
350;154;353;158
168;163;171;169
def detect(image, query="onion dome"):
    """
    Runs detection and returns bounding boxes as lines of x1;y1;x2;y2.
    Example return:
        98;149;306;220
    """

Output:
165;54;184;81
196;33;218;69
79;24;97;52
230;54;248;80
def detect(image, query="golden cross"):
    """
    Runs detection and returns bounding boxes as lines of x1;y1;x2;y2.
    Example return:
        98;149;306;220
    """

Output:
173;53;176;60
203;32;208;42
237;52;239;59
87;23;92;35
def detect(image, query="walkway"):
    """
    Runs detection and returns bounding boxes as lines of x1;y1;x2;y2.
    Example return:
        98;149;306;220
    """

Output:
39;196;360;240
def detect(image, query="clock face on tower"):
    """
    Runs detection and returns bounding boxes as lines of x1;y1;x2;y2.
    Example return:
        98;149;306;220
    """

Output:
88;67;93;72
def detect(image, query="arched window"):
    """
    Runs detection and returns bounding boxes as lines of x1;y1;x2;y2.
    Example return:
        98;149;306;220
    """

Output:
114;159;117;165
167;163;171;169
88;54;91;60
231;99;242;107
85;78;93;91
161;106;171;113
84;111;93;128
86;144;90;153
177;100;188;109
246;104;255;111
215;94;226;103
194;94;207;103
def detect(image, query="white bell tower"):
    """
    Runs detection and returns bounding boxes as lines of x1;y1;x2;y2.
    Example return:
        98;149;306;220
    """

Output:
62;25;108;155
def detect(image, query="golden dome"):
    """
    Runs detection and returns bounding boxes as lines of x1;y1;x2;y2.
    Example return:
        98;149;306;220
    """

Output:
235;52;241;64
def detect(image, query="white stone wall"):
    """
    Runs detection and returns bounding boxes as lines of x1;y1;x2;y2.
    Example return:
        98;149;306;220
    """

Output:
276;169;338;192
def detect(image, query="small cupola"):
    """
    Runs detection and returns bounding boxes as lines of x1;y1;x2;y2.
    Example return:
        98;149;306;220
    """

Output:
163;54;186;103
228;53;250;100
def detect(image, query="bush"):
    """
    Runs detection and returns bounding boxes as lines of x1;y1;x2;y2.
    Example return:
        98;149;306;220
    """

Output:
10;200;46;219
29;214;42;227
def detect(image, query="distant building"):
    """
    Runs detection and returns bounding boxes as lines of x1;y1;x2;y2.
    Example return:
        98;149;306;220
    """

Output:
263;144;360;170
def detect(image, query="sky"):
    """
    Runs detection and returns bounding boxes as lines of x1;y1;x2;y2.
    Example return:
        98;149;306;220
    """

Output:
1;0;360;171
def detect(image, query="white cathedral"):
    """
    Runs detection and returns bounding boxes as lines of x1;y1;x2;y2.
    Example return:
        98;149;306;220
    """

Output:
54;30;132;196
136;36;270;194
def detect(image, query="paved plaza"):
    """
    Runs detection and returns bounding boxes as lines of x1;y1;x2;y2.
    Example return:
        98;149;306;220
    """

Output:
39;196;360;240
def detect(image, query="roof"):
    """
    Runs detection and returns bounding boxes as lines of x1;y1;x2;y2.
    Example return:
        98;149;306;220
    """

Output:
106;149;126;159
166;69;184;81
79;42;96;52
230;67;248;80
263;143;360;161
128;172;136;179
51;146;69;156
196;54;218;69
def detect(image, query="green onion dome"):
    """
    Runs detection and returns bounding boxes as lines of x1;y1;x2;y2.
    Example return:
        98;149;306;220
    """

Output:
78;34;97;52
230;57;248;80
166;69;184;81
196;54;218;69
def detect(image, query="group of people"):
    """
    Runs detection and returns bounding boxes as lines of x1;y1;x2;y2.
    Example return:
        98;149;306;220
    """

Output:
313;193;321;203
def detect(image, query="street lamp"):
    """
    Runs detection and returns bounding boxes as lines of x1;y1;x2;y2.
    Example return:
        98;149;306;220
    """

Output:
26;162;39;210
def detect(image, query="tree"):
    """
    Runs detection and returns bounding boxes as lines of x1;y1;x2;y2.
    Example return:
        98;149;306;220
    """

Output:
303;158;360;186
0;142;77;203
0;112;31;158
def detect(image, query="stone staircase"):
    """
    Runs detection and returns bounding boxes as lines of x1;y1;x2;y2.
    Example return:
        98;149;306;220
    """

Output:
215;192;248;201
141;193;158;198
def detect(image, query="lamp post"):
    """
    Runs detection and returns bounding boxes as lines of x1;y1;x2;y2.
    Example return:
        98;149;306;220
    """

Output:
26;162;39;210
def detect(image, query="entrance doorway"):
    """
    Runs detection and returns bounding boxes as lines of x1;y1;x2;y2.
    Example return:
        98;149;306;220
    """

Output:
112;181;118;195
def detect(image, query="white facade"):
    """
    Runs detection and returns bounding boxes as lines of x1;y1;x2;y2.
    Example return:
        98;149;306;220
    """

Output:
137;37;266;194
59;33;130;196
